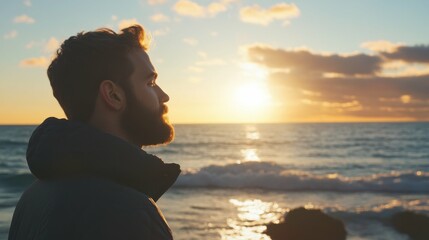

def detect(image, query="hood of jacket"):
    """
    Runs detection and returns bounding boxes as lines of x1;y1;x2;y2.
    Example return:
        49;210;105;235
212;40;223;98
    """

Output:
26;117;180;201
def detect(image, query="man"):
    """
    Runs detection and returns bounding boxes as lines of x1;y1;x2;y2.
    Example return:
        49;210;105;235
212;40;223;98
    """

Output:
8;25;180;240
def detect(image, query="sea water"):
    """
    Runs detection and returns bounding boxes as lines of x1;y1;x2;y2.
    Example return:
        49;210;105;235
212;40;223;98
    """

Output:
1;123;429;239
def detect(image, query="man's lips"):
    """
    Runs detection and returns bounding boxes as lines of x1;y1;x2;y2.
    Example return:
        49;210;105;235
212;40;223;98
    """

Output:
161;104;168;115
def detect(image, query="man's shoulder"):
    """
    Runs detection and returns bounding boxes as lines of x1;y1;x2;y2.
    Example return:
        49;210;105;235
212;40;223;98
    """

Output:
23;177;153;209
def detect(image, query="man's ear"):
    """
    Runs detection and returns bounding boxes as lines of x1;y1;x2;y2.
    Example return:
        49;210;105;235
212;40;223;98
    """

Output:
99;80;126;111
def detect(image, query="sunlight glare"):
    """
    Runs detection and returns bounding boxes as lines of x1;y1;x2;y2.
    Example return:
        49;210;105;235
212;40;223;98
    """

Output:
219;199;284;240
245;125;260;140
234;63;272;111
234;83;271;109
241;148;260;162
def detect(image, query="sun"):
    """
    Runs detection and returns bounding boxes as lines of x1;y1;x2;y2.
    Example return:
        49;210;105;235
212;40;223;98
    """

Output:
234;83;271;110
234;62;272;110
229;62;274;122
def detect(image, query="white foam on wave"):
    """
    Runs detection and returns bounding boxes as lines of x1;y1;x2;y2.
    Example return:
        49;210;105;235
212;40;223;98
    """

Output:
324;198;429;222
175;161;429;193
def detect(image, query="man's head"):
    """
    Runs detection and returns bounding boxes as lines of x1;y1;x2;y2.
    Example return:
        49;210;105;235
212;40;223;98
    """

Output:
47;25;174;147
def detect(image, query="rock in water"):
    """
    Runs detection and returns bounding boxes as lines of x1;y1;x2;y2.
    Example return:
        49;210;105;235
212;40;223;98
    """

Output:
391;211;429;240
265;207;346;240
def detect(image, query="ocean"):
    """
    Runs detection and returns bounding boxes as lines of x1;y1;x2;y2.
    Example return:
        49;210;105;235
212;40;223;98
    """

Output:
1;123;429;239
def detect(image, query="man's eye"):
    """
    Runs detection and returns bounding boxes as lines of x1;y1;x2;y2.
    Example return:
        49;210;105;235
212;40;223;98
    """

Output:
148;80;156;87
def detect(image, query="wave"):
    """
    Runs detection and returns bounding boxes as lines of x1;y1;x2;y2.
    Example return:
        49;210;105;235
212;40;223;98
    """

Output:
1;162;428;194
0;139;28;148
166;139;293;149
325;199;429;222
175;162;429;193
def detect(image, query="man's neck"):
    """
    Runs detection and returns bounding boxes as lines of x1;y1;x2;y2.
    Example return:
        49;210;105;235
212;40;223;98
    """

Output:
88;115;140;148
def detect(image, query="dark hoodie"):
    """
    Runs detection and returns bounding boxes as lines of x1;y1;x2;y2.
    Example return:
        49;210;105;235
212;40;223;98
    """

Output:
8;117;181;240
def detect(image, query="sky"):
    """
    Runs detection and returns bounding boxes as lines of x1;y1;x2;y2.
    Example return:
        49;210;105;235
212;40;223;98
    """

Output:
1;0;429;124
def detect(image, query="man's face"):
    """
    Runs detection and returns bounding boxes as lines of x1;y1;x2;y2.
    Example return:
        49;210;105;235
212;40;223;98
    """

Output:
120;49;174;147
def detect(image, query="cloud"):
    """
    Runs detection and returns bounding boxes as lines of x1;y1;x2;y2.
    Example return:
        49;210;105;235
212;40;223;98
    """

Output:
174;0;205;17
240;3;300;26
198;51;208;58
207;2;228;15
148;0;166;5
44;37;60;54
269;71;429;120
23;0;31;7
183;37;198;46
188;66;204;72
246;45;382;75
362;42;429;64
188;77;202;83
26;41;37;49
150;13;170;22
13;14;35;24
301;89;321;97
19;57;49;68
400;95;411;104
153;27;170;36
271;73;429;100
111;15;118;21
361;40;403;53
195;58;226;66
245;43;429;121
174;0;236;18
381;45;429;63
379;61;429;77
186;57;226;74
118;18;140;30
301;99;363;112
3;30;18;39
20;37;60;68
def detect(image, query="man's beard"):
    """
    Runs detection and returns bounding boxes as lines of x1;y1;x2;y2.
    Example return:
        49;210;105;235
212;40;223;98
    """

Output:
120;93;174;147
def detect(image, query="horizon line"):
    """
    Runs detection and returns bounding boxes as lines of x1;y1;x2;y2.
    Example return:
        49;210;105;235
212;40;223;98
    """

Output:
1;120;428;126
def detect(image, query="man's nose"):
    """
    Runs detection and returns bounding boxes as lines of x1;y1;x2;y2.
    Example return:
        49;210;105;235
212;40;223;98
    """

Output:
158;86;170;103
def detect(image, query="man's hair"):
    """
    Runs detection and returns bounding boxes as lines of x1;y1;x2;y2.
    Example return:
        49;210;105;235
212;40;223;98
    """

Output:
47;25;150;122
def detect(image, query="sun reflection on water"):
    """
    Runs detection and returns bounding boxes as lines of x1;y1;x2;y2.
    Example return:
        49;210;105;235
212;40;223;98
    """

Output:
219;199;284;240
245;125;260;140
241;149;260;162
240;126;261;163
246;131;260;140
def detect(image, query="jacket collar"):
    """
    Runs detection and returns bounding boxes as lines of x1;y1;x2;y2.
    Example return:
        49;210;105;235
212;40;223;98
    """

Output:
27;117;180;201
